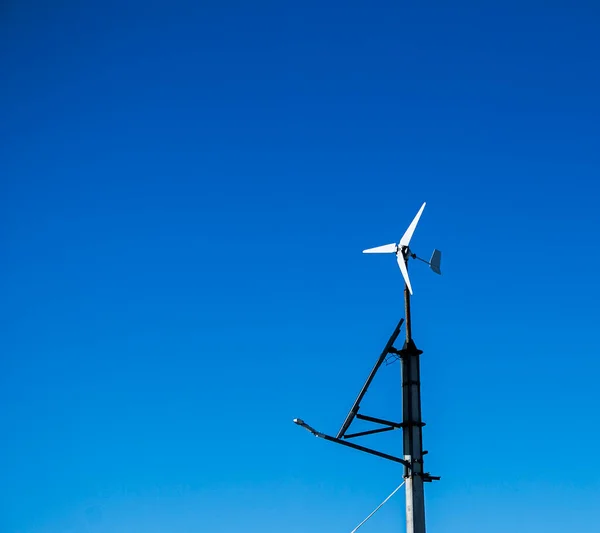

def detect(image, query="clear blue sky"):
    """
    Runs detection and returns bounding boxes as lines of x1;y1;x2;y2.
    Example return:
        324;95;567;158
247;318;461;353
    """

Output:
2;2;599;532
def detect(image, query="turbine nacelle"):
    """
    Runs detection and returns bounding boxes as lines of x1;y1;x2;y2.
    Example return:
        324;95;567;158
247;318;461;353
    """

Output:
362;202;441;294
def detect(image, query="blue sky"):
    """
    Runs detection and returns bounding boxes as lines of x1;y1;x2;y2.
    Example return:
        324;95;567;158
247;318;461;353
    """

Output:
1;1;600;532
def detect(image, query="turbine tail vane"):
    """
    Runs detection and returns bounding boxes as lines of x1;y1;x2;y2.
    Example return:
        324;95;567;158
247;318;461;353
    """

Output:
429;249;442;275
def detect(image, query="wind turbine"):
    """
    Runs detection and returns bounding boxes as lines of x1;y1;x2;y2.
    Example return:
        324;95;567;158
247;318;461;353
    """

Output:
293;201;443;533
363;202;442;294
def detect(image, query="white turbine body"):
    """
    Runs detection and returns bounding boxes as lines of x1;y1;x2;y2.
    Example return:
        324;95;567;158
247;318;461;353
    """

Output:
363;202;440;295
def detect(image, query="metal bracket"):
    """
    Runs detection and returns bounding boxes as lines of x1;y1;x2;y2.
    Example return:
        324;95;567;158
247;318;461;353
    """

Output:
343;426;397;439
294;419;411;468
293;319;434;474
355;413;403;428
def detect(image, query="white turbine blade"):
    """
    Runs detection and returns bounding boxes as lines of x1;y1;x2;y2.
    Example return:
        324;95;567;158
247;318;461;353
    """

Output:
396;254;413;294
363;243;397;254
399;202;426;247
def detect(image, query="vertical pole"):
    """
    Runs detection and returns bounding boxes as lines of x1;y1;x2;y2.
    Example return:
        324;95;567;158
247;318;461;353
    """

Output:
401;257;426;533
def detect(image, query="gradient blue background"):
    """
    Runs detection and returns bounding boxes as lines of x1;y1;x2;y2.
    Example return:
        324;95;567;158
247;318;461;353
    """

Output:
2;2;600;532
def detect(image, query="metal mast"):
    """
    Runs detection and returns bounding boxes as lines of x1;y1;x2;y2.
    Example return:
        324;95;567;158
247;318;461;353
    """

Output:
401;254;426;533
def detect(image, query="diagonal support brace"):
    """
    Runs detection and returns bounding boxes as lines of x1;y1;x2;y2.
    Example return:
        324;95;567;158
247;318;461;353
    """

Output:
336;318;404;439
